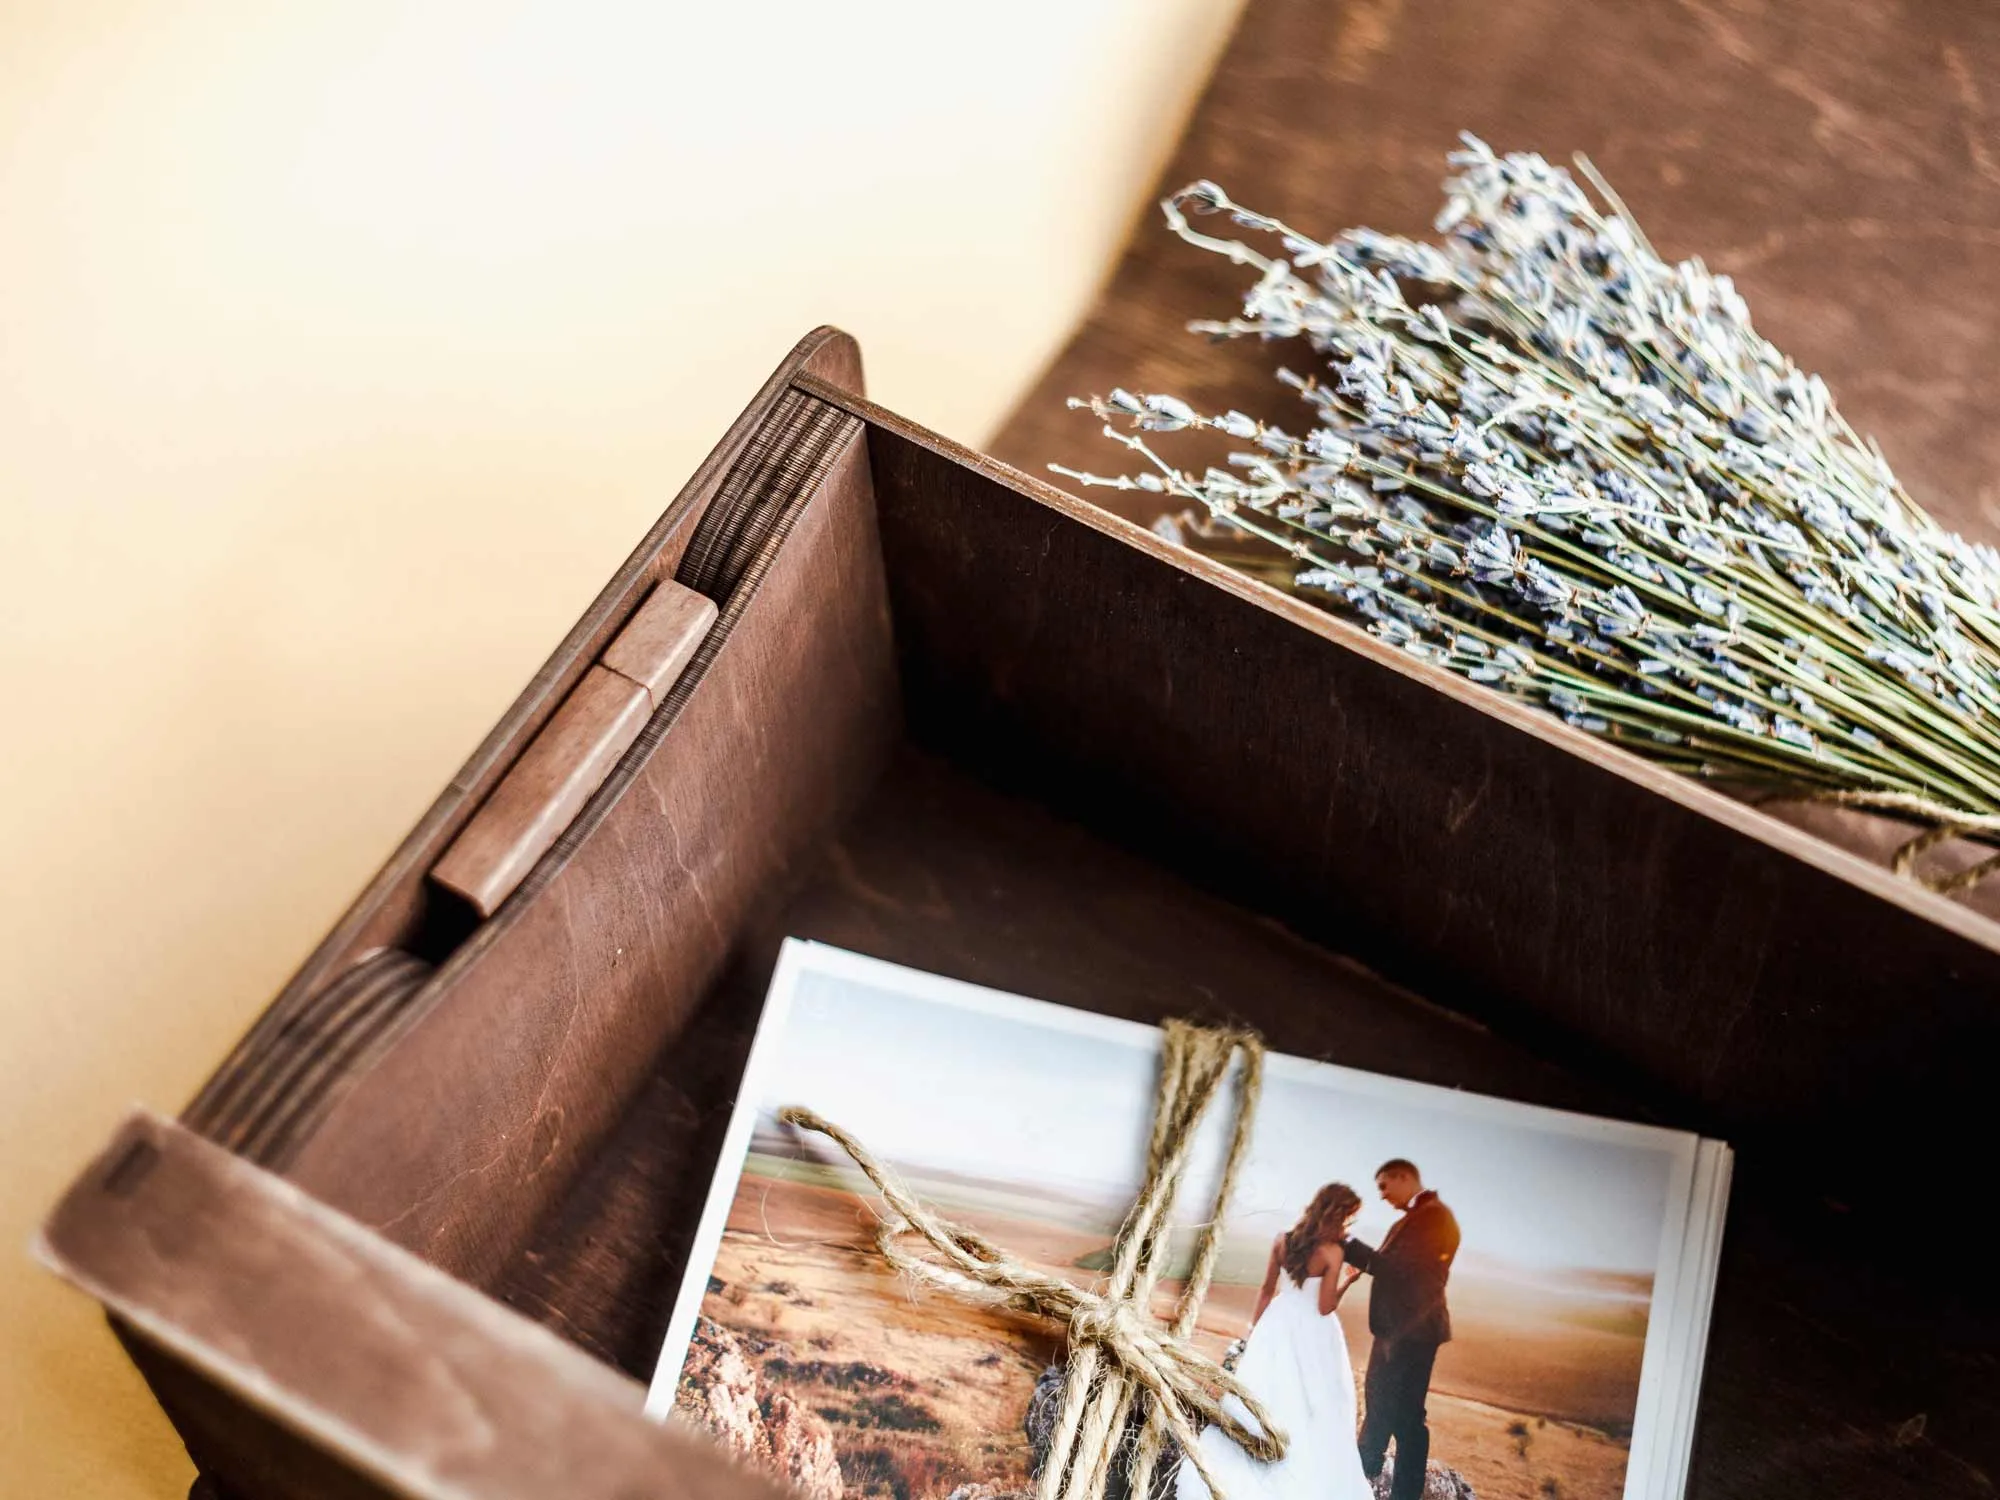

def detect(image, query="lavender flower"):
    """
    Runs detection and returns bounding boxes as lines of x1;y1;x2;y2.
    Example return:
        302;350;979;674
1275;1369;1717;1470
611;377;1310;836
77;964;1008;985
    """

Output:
1054;137;2000;841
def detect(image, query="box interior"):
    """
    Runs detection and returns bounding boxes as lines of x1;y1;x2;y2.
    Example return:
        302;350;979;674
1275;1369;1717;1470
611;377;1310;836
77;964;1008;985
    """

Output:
175;372;2000;1495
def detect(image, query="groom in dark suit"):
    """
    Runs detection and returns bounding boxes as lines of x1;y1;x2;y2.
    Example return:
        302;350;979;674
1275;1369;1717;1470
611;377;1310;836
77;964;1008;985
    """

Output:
1342;1158;1460;1500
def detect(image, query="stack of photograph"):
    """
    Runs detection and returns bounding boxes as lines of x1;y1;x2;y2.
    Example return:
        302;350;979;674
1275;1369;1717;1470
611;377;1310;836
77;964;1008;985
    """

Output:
649;942;1732;1500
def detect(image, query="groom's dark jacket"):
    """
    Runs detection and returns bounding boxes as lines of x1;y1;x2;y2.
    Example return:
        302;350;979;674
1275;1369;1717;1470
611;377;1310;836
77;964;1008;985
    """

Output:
1344;1190;1460;1347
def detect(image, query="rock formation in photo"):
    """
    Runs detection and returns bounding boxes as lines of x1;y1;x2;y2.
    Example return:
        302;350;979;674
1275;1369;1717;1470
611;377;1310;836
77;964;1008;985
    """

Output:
677;1317;845;1500
1371;1457;1478;1500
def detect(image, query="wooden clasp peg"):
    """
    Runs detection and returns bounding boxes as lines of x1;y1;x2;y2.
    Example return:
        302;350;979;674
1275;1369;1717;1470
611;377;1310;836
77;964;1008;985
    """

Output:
431;580;718;916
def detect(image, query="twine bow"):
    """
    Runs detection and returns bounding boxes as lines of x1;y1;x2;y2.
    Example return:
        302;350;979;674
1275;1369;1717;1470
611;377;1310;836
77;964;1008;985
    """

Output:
779;1019;1280;1500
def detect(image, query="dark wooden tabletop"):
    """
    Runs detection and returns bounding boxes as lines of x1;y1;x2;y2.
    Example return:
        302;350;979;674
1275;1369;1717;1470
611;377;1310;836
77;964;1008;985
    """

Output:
991;0;2000;546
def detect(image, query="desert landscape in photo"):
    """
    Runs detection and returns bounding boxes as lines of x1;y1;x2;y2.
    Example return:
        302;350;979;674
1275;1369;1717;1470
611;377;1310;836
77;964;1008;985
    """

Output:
675;1157;1647;1500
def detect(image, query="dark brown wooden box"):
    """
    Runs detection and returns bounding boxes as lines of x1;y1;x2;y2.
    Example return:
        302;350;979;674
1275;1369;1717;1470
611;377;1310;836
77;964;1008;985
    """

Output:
39;330;2000;1500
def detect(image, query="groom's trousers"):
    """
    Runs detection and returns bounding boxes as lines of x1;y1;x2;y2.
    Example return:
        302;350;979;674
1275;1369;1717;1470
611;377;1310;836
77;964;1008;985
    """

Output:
1358;1337;1440;1500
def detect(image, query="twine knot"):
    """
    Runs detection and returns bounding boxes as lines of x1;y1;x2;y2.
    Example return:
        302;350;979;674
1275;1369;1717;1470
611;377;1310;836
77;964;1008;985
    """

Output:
1067;1298;1148;1349
779;1019;1280;1500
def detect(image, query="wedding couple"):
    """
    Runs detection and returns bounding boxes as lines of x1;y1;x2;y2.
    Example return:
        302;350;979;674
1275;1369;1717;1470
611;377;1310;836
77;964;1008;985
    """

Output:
1177;1160;1460;1500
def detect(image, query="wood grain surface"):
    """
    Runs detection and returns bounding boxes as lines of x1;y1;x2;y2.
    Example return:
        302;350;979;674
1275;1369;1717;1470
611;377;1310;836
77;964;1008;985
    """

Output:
431;581;719;916
37;1111;795;1500
600;580;718;701
430;665;654;917
991;0;2000;540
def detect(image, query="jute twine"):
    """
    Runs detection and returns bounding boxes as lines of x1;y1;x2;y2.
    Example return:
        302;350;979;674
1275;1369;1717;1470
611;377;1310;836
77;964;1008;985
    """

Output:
1791;788;2000;895
778;1020;1279;1500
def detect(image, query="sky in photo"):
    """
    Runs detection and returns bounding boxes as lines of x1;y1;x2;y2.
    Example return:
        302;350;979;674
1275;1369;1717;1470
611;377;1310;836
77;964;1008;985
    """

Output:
756;954;1683;1275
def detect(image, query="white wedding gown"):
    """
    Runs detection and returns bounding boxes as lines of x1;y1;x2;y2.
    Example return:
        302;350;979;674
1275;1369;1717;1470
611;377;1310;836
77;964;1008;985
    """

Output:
1174;1276;1373;1500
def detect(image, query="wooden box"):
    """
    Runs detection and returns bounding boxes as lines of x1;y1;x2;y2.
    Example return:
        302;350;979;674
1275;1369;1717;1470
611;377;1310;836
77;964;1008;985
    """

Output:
39;331;2000;1500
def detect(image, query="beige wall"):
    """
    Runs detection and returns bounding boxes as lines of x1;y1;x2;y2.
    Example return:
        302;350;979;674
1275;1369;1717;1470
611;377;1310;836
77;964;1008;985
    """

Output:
0;3;1241;1490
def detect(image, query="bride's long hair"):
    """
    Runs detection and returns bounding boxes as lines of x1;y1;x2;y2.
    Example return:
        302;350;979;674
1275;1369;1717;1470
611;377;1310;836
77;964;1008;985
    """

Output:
1280;1182;1364;1286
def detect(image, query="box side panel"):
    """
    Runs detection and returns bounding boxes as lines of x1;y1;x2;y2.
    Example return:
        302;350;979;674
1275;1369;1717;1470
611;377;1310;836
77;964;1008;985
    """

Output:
862;418;2000;1209
271;402;897;1287
185;329;865;1150
38;1111;788;1500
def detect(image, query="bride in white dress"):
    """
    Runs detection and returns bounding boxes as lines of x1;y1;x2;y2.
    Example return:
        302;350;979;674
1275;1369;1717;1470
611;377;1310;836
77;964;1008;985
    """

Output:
1175;1182;1374;1500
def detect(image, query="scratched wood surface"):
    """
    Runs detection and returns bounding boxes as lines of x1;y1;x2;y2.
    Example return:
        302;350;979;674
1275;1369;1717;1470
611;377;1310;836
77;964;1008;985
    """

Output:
992;0;2000;540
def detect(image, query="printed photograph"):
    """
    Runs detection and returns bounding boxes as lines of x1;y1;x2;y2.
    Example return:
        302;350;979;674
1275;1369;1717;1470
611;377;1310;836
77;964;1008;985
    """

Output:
652;944;1715;1500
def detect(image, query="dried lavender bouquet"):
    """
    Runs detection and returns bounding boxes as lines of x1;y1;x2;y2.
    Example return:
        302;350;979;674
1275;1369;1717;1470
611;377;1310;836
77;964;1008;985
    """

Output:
1057;137;2000;877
